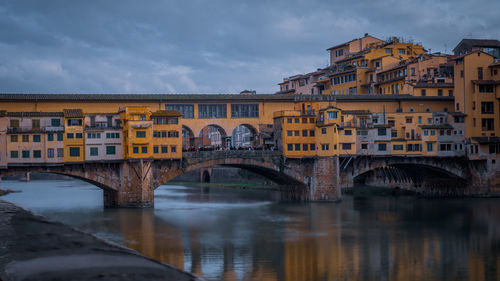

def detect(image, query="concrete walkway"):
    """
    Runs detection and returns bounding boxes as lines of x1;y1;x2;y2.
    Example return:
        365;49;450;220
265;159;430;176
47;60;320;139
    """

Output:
0;200;205;281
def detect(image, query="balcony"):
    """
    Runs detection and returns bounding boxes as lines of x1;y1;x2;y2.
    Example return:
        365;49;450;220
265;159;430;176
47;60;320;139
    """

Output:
7;126;65;133
301;110;316;116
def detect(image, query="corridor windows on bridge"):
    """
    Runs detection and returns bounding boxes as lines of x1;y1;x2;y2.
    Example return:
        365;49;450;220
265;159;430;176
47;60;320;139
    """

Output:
231;104;259;118
198;104;227;118
165;104;194;119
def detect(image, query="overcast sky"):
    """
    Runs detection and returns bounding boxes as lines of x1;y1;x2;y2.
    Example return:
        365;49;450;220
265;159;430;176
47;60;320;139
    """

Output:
0;0;499;94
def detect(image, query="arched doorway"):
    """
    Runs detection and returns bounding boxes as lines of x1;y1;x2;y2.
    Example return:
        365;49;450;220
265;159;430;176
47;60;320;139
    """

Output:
182;125;195;150
202;170;211;183
231;124;258;148
198;125;228;149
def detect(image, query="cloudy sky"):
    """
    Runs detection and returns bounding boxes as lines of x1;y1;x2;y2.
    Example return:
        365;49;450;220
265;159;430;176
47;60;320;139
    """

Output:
0;0;499;94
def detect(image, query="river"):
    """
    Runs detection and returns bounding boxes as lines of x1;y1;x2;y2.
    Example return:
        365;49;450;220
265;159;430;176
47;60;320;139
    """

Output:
3;179;500;281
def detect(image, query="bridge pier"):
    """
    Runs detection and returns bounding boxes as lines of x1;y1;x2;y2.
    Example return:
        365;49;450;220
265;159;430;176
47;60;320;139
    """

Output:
103;160;155;208
309;156;341;201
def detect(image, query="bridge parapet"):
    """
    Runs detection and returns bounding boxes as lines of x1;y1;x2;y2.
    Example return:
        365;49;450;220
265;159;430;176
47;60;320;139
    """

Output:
183;150;282;161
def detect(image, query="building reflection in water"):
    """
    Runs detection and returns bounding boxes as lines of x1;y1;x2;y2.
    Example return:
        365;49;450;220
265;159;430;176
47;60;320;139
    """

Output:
109;192;500;281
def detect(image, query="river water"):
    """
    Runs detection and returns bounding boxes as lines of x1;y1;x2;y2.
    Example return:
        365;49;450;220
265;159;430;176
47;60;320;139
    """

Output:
3;179;500;281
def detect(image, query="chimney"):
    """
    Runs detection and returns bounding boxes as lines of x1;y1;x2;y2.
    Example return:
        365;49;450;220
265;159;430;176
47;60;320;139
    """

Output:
364;33;368;37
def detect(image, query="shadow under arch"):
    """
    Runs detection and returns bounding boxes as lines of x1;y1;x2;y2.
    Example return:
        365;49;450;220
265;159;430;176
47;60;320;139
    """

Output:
156;159;307;191
353;163;468;190
0;171;117;192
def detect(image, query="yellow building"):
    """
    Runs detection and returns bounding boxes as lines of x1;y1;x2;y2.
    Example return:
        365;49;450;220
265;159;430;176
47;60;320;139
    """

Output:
63;109;85;162
151;110;183;159
120;106;153;159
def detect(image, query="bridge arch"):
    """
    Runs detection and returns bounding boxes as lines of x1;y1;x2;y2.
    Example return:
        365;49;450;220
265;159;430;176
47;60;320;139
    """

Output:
231;124;258;148
198;124;229;148
344;157;470;193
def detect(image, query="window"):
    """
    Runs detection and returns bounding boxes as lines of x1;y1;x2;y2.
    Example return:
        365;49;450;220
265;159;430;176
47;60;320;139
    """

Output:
342;143;352;150
22;150;30;158
171;146;177;153
406;117;412;124
133;147;139;154
10;119;19;128
391;131;397;138
168;131;179;138
57;133;63;141
87;133;101;139
153;146;159;154
198;104;227;118
294;131;299;136
231;104;259;118
161;146;168;153
303;144;309;151
377;128;386;136
439;143;452;151
294;144;301;151
448;90;453;96
67;133;74;139
30;150;39;158
321;144;329;150
294;118;300;123
321;128;327;134
378;143;387;151
136;131;146;138
482;118;494;131
427;143;433;152
398;49;405;55
438;89;443;96
478;67;483;80
48;133;54;141
361;143;368;149
57;148;63;157
424;130;428;136
32;119;40;129
310;144;316;151
90;147;98;156
430;130;435;136
141;146;148;153
10;151;18;158
10;135;18;142
409;108;415;112
67;119;82;126
393;145;403;151
22;135;29;142
344;130;352;135
302;130;308;137
418;116;422;124
106;146;116;155
327;111;338;119
287;144;293;151
139;115;146;121
287;131;292;136
479;85;494;92
302;118;307;124
481;102;494;114
385;49;392;55
76;133;83;139
51;119;61;126
421;89;426;96
310;130;315;137
165;104;194;118
287;118;292;123
69;147;80;157
33;135;41;142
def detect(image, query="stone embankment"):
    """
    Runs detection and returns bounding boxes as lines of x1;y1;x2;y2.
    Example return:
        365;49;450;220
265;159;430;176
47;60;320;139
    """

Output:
0;200;205;281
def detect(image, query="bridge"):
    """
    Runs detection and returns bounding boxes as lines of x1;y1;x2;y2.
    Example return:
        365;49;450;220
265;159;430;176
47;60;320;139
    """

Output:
0;150;494;207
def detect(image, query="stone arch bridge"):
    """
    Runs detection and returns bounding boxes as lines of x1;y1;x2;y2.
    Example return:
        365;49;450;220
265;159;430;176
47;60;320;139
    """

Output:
0;152;492;207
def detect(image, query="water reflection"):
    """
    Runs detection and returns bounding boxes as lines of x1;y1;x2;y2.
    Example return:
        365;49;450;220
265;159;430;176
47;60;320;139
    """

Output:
3;179;500;281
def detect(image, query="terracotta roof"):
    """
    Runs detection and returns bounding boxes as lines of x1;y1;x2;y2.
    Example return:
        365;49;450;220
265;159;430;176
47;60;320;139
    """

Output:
419;124;454;129
63;109;83;118
453;39;500;52
413;82;454;88
6;112;64;117
0;93;297;102
151;110;182;117
471;136;500;144
471;80;500;85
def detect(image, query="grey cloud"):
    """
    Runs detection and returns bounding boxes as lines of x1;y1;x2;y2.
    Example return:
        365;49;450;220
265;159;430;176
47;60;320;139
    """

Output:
0;0;499;94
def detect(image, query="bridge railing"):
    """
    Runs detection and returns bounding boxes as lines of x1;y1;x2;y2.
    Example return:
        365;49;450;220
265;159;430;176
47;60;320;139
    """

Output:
183;150;282;159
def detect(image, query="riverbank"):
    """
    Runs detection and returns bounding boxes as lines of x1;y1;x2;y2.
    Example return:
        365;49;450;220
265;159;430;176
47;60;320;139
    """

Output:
0;200;205;281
